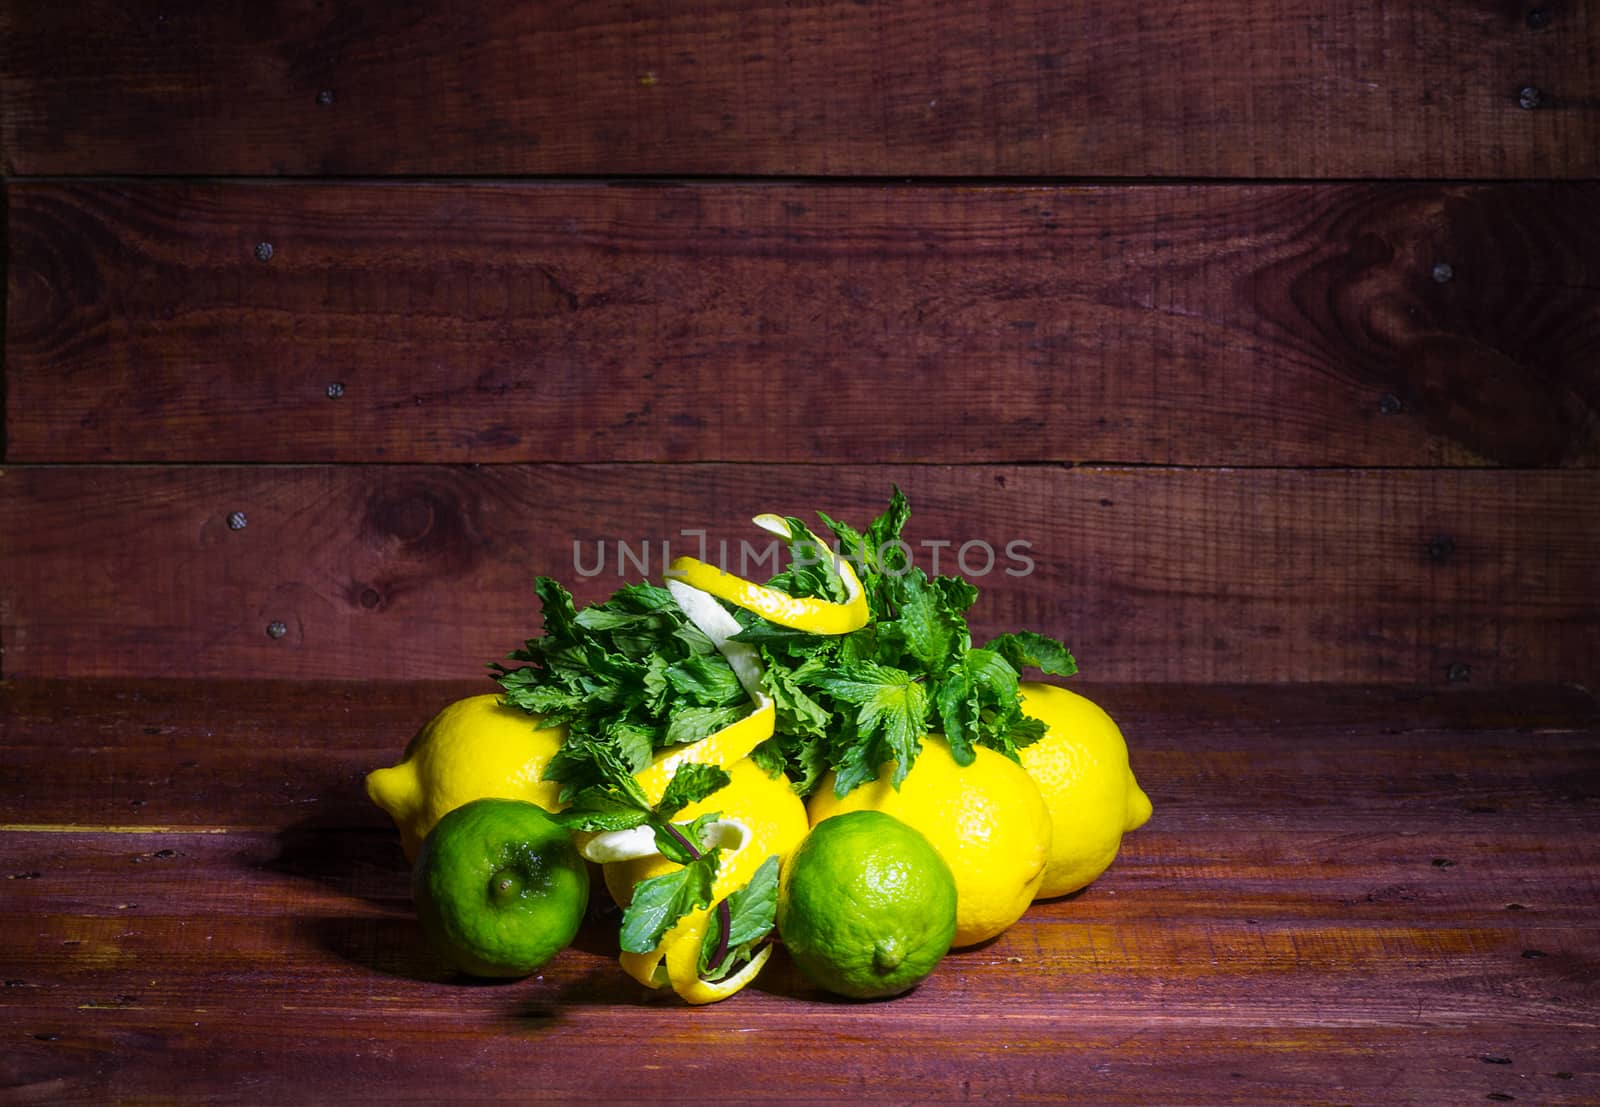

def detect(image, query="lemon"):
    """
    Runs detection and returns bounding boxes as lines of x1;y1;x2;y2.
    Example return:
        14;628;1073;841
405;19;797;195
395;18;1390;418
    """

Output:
412;798;589;978
777;811;957;999
1016;682;1152;899
366;694;566;863
610;756;809;1005
807;736;1051;947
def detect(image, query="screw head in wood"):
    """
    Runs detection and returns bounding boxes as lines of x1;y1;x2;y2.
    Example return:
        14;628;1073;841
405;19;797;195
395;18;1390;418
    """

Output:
266;621;288;639
1518;85;1544;110
1431;261;1454;284
326;382;345;399
255;241;274;261
227;511;248;530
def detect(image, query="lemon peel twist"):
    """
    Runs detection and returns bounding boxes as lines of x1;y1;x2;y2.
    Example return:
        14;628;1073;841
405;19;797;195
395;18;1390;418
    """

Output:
665;514;869;636
599;573;785;1004
604;511;869;1004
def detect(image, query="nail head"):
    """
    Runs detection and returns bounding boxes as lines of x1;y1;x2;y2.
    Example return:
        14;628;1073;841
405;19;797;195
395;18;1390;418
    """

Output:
227;511;248;531
316;89;335;106
1431;261;1454;284
254;242;274;262
1518;85;1544;110
1526;8;1550;30
326;382;345;399
1378;393;1404;415
266;621;288;640
1446;662;1471;683
1427;534;1456;561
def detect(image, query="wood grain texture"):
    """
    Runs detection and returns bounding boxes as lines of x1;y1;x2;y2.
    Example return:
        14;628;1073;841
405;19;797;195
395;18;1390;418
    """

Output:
2;680;1597;1104
3;0;1598;178
1;464;1595;683
8;180;1599;466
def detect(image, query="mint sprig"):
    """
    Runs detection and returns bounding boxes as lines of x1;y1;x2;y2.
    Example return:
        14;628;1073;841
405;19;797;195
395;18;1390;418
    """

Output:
553;763;737;956
735;486;1077;796
698;855;780;981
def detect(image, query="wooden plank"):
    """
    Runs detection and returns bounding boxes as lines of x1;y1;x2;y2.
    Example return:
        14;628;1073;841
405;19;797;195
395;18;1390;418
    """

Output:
3;680;1596;834
6;1000;1593;1104
0;465;1596;683
1;679;1597;1103
2;0;1597;178
8;180;1599;467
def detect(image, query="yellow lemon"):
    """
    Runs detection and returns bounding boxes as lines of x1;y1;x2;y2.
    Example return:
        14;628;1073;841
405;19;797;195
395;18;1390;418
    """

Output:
610;756;809;1004
1016;682;1152;899
365;694;566;863
807;736;1051;948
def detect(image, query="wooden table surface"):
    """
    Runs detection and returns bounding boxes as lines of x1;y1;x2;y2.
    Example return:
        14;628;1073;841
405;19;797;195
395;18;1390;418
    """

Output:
3;678;1597;1104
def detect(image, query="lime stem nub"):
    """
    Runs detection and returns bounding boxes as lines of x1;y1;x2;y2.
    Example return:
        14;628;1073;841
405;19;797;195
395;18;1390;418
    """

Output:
489;868;525;906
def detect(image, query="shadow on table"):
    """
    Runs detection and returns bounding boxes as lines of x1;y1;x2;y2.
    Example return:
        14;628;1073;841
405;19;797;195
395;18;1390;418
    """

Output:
266;812;413;910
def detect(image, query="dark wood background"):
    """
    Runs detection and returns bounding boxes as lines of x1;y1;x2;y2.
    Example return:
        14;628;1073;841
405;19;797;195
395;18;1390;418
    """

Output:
3;2;1598;685
3;4;1600;1104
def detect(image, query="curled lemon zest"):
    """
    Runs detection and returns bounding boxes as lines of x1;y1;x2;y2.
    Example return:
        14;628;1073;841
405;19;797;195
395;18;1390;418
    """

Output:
666;515;868;636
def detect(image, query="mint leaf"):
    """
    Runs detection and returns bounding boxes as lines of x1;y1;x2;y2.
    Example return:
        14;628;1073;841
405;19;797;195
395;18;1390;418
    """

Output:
652;811;721;867
664;655;746;706
984;631;1078;678
618;852;720;954
550;788;651;833
656;763;731;821
534;576;584;646
896;572;958;673
933;660;979;766
698;854;780;980
664;704;748;747
813;661;929;791
865;486;912;574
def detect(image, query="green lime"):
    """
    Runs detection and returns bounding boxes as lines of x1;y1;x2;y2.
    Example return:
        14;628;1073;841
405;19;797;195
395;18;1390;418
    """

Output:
776;810;957;999
412;798;590;978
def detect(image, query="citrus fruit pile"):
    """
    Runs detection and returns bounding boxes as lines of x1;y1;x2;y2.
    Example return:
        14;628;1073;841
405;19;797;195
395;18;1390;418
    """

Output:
366;492;1151;1001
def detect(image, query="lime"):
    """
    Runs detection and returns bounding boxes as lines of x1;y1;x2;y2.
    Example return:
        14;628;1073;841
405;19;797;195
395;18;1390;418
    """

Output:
412;798;590;978
776;811;957;999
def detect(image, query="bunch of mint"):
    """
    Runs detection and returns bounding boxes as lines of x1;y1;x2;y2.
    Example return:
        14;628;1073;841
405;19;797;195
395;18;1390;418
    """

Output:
493;487;1076;802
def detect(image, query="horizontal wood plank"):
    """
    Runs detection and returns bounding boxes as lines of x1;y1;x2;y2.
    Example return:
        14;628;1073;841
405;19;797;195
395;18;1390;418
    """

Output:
3;0;1597;178
2;680;1596;836
8;181;1599;467
0;465;1595;683
1;680;1596;1103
